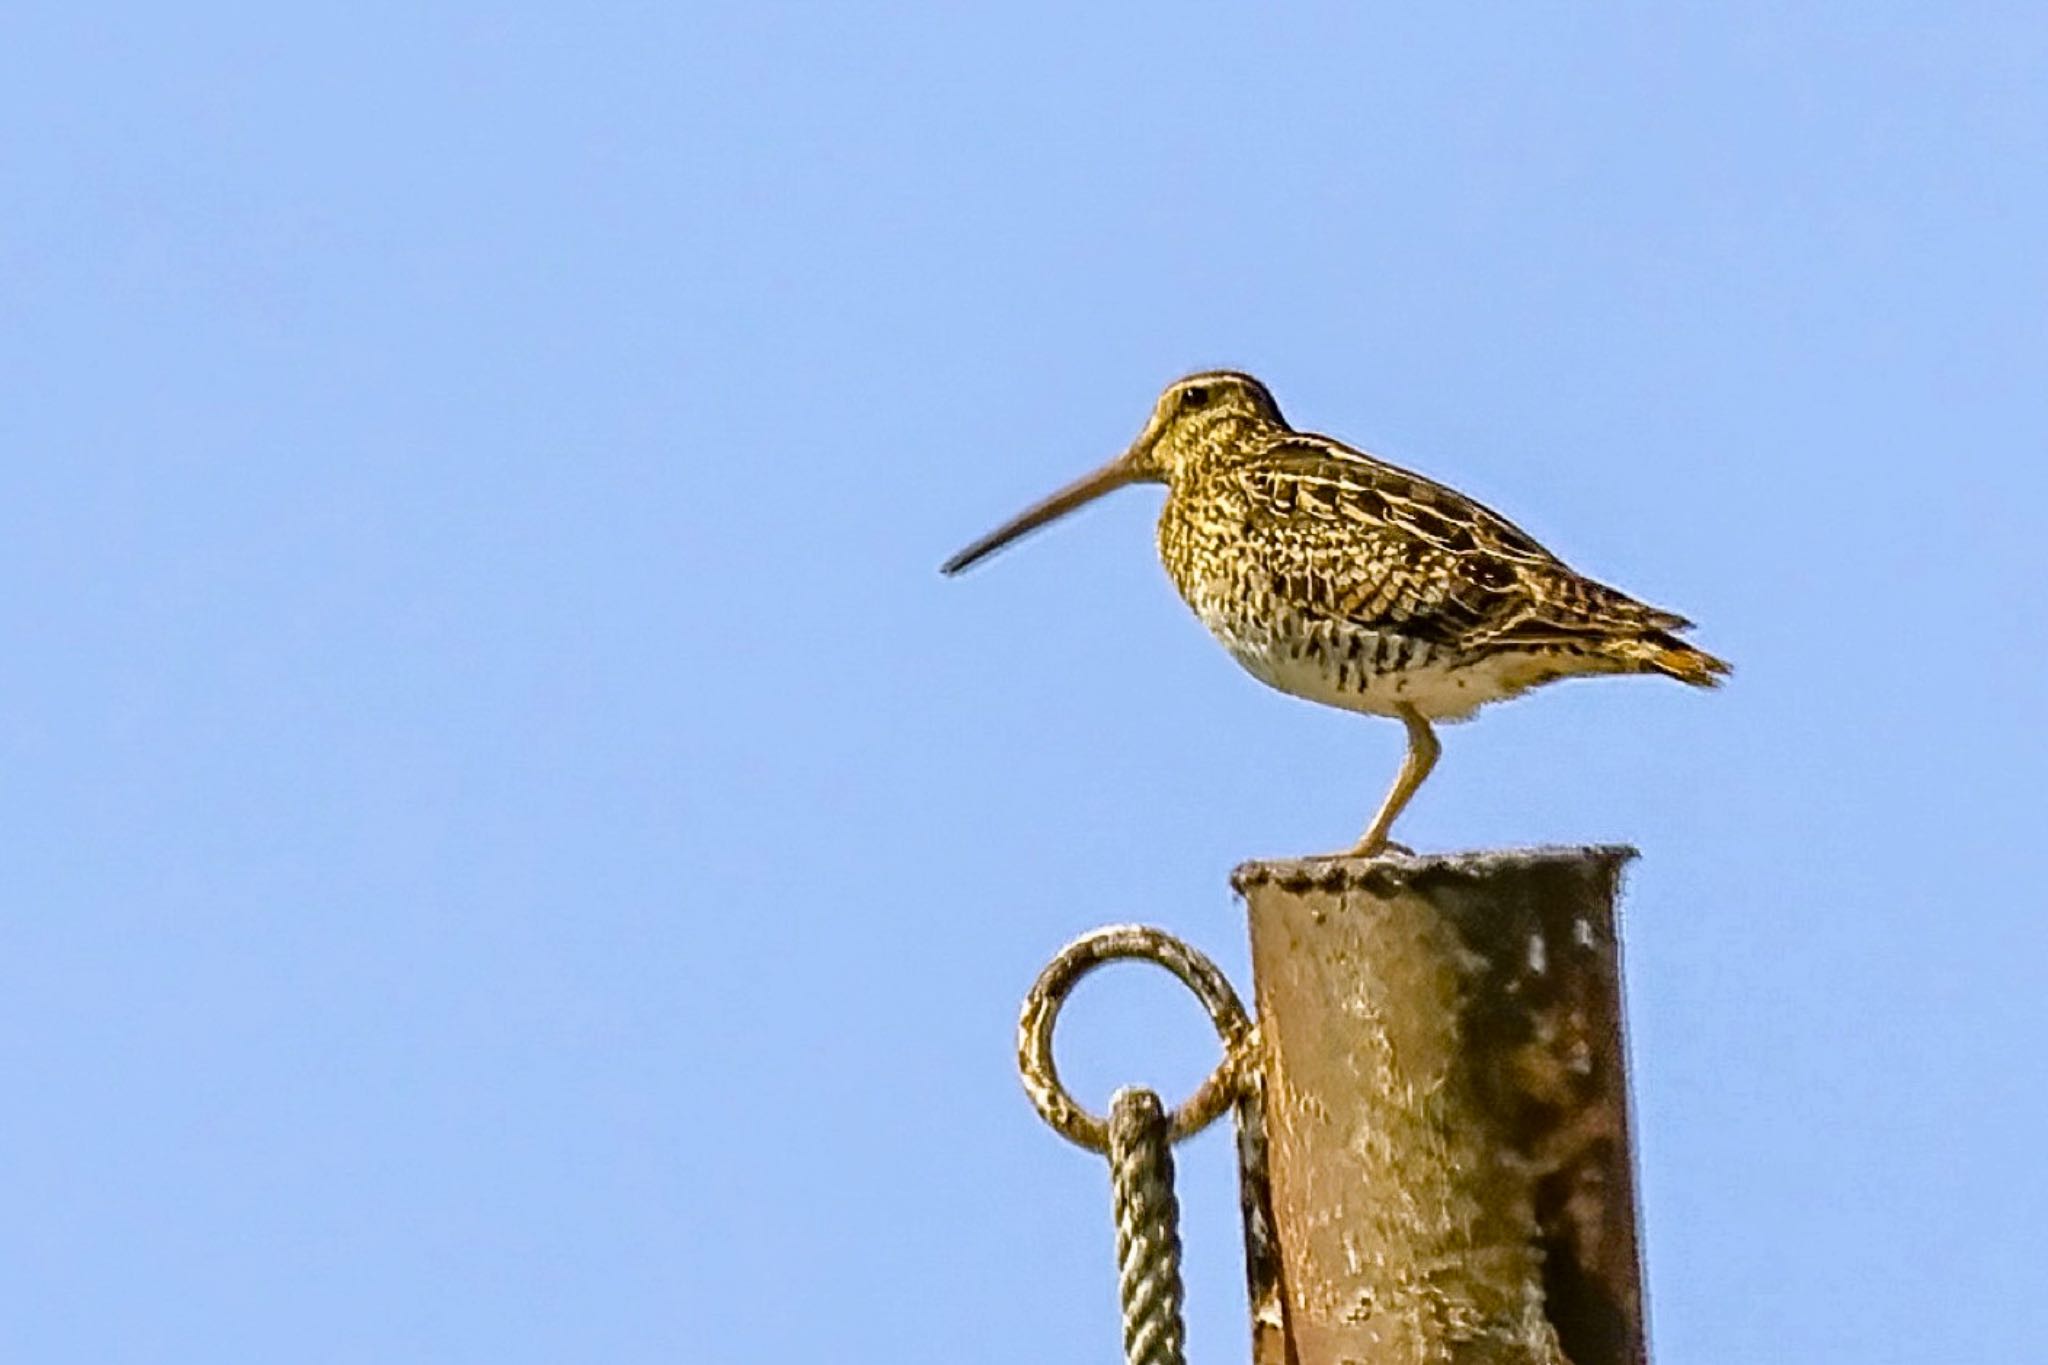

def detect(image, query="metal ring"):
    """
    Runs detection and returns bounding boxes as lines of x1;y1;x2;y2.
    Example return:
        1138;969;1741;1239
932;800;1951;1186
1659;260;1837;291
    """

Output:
1018;924;1255;1153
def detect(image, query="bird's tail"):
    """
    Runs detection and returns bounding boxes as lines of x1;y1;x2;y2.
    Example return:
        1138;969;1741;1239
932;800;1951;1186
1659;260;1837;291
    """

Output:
1610;631;1732;688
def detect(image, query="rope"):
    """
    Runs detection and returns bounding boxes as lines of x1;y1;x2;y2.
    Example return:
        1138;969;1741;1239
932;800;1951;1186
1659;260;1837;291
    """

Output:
1016;924;1291;1365
1232;1067;1295;1365
1109;1087;1187;1365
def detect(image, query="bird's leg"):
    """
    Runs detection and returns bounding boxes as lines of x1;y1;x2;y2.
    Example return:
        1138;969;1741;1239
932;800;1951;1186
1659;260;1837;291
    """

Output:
1351;706;1440;857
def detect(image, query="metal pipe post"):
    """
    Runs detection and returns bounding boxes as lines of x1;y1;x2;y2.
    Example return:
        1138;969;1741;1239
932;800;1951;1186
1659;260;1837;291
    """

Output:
1233;848;1647;1365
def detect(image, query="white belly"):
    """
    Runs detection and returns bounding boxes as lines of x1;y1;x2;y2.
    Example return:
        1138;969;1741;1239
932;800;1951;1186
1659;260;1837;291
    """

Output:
1207;619;1564;723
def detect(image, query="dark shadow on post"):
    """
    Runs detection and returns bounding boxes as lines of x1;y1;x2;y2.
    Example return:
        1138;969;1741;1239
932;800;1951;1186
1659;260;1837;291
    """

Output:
1233;848;1647;1365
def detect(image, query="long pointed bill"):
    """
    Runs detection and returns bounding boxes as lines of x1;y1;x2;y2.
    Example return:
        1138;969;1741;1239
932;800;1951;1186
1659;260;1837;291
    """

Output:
940;453;1145;575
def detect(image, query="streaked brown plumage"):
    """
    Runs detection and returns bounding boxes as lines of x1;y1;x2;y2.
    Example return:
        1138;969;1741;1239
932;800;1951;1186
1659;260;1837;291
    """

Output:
942;370;1727;855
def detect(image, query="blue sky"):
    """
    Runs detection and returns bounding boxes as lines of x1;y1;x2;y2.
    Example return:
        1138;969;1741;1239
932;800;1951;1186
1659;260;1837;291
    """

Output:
3;5;2045;1361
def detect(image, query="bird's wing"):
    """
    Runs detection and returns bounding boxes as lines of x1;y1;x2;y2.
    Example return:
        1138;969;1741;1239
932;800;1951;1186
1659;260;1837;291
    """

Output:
1236;438;1693;647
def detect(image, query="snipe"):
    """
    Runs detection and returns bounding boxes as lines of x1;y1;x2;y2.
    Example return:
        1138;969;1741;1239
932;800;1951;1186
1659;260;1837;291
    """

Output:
943;371;1726;856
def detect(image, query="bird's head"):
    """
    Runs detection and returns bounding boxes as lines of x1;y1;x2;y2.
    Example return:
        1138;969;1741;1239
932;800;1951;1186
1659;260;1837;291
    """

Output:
941;370;1285;575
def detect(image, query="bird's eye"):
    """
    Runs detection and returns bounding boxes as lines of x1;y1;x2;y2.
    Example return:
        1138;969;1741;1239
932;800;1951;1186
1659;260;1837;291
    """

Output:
1181;385;1209;408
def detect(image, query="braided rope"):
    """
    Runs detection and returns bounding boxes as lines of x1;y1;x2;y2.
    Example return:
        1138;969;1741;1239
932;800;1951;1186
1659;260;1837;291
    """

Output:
1016;924;1291;1365
1232;1067;1295;1365
1109;1087;1187;1365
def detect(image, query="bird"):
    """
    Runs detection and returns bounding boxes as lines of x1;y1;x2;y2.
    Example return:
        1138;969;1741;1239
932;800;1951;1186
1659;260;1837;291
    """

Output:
941;371;1727;857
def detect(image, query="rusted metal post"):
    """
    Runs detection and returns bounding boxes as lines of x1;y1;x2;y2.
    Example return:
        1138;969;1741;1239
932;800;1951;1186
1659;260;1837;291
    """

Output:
1233;848;1647;1365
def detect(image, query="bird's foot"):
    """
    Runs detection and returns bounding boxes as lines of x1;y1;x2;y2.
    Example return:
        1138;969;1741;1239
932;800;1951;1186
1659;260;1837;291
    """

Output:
1317;837;1414;861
